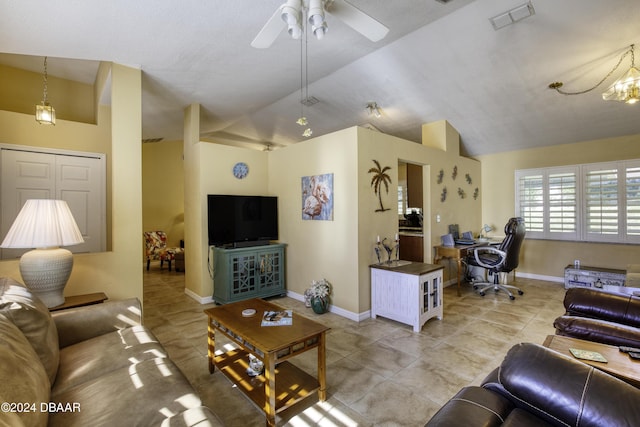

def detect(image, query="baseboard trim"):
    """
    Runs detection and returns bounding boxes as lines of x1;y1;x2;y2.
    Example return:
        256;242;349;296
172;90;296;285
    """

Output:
286;290;370;322
515;272;564;283
184;287;214;304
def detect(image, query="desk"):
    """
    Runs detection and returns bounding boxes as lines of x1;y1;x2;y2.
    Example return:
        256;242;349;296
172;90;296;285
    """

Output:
433;242;489;296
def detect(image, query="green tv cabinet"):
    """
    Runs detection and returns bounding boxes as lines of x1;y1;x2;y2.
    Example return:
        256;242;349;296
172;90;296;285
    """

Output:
212;243;286;304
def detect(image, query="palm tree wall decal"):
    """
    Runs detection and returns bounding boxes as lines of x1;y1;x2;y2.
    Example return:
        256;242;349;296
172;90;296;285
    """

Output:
368;159;392;212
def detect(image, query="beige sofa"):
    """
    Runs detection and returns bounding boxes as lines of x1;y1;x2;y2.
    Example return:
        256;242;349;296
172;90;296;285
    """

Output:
0;277;222;427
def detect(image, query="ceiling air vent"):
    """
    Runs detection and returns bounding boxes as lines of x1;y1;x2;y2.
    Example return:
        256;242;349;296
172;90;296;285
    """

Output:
490;2;535;30
142;137;164;143
301;96;319;107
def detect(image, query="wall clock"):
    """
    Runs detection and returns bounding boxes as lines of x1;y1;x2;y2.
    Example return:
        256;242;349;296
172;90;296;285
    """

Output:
233;162;249;179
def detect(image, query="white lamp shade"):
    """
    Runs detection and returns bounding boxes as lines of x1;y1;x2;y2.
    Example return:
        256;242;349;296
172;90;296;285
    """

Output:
1;199;84;249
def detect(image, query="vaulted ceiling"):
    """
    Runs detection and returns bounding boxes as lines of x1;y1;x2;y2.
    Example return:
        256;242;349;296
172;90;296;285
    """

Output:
1;0;639;156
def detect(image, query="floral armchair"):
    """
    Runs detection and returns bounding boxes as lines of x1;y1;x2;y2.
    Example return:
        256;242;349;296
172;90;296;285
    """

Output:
143;231;183;271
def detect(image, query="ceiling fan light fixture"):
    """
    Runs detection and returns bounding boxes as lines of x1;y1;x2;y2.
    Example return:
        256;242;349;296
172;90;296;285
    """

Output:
308;0;328;40
281;0;303;39
366;102;381;118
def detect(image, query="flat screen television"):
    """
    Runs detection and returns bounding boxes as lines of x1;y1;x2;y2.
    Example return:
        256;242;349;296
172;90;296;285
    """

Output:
207;194;278;247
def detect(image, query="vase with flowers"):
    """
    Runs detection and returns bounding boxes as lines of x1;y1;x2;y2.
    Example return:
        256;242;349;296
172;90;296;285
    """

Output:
309;278;331;314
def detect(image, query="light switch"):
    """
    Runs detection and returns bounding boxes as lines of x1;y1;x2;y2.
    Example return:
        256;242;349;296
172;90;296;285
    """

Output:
436;214;441;223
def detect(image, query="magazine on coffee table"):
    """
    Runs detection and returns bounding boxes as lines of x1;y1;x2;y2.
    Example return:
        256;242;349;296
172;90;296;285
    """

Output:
569;348;607;363
261;310;293;326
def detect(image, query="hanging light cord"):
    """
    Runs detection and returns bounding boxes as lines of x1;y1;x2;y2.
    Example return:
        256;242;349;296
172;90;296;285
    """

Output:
42;56;50;104
549;44;635;95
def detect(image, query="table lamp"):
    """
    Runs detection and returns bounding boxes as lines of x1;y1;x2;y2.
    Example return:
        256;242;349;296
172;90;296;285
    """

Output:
0;199;84;307
479;224;493;241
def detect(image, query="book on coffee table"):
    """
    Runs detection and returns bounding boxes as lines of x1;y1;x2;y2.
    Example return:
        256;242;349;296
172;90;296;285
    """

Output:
570;348;608;363
261;310;293;326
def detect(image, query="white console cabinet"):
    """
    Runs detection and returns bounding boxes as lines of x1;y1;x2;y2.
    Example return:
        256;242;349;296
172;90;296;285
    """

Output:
370;262;444;332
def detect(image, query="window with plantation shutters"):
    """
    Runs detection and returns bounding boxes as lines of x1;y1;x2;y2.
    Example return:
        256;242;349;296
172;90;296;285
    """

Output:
516;160;640;244
516;167;578;240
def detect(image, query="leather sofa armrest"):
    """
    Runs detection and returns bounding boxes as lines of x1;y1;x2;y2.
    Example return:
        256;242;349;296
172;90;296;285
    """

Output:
52;298;142;348
563;287;640;327
424;386;514;427
482;343;640;427
554;315;640;348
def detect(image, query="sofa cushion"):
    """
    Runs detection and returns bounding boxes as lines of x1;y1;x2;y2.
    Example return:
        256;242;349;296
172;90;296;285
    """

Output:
483;343;640;427
554;315;640;348
502;408;553;427
0;313;51;427
0;276;59;384
49;357;203;427
563;287;640;327
53;325;168;395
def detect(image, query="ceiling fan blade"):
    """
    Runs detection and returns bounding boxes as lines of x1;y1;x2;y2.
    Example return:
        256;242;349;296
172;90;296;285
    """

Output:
326;0;389;42
251;6;285;49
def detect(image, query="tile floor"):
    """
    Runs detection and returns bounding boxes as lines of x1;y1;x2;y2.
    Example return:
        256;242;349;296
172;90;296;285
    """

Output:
142;269;566;426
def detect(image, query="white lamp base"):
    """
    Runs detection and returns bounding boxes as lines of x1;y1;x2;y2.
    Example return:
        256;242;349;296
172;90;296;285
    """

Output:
19;247;73;308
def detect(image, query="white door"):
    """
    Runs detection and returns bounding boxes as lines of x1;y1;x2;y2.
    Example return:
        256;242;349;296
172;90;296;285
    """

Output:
0;146;106;259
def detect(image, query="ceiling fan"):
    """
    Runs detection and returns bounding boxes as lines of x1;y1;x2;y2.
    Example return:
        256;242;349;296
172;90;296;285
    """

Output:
251;0;389;49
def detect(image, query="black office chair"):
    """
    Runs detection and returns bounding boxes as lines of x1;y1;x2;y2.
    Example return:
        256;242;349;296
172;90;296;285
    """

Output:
466;217;526;300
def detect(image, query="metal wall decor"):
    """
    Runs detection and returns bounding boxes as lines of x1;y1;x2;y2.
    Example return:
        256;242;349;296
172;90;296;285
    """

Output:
368;159;392;212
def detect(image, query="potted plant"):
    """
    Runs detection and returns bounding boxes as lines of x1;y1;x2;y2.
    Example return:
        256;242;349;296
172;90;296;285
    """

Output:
309;278;331;314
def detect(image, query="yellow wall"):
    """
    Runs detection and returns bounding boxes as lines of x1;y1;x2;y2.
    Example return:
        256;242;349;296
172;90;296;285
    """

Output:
357;123;481;308
477;133;640;278
0;63;143;303
267;123;480;316
270;128;360;314
142;140;185;249
182;104;270;300
0;63;96;124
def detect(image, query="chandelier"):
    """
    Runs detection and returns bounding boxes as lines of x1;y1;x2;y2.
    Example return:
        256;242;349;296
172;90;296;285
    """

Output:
549;44;639;105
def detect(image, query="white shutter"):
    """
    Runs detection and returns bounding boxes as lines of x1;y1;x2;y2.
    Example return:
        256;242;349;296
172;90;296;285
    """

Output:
516;171;544;237
548;167;578;240
584;164;619;241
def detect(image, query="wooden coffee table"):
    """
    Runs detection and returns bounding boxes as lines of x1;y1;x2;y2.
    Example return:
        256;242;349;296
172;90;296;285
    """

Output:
543;335;640;388
205;298;330;427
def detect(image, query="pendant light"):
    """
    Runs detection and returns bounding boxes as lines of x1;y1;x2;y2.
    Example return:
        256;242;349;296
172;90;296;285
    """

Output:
35;57;56;125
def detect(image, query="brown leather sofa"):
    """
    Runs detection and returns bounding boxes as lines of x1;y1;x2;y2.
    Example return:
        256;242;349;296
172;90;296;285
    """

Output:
425;342;640;426
0;276;222;426
554;287;640;347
